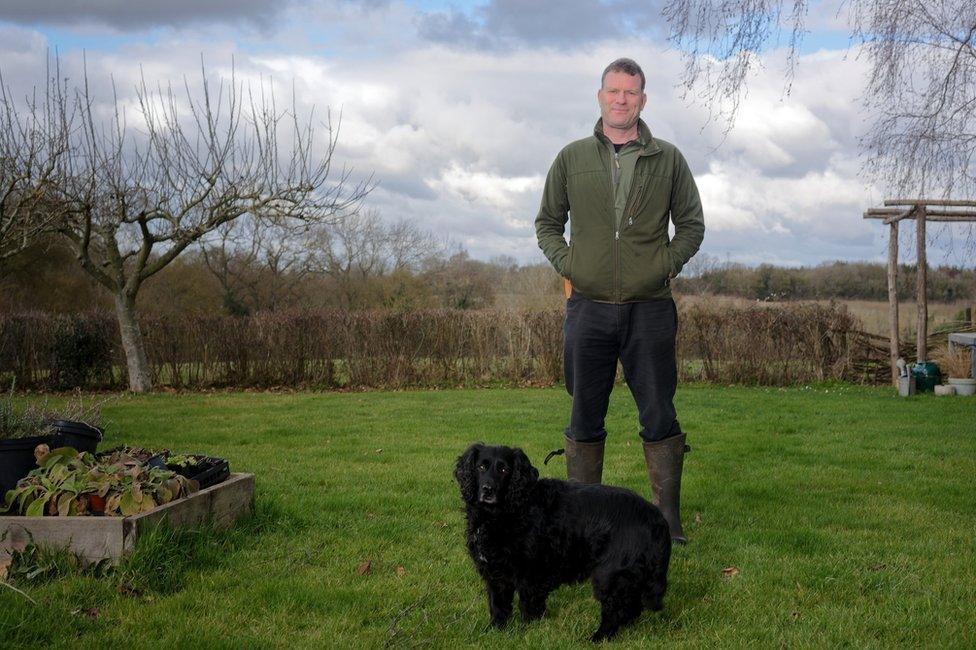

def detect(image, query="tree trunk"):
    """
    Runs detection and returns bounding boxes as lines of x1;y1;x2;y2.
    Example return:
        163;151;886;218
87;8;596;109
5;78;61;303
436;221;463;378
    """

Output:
114;292;153;392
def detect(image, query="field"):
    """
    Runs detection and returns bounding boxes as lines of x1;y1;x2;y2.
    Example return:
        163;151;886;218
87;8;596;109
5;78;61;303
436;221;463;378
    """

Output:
682;295;971;336
2;385;975;647
496;290;974;337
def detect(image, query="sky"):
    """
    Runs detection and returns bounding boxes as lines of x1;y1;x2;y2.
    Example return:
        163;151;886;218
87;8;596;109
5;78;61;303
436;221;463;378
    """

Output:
1;0;972;270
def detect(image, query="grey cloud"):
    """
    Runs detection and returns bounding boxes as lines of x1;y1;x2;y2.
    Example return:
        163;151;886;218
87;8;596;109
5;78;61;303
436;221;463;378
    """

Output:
375;175;437;201
0;0;286;30
417;0;667;50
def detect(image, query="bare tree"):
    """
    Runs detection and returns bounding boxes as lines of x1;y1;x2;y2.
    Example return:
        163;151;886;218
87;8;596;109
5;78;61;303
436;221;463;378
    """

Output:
664;0;976;198
24;60;370;391
0;67;70;265
386;217;442;273
853;1;976;198
200;214;315;314
664;0;808;129
310;208;442;308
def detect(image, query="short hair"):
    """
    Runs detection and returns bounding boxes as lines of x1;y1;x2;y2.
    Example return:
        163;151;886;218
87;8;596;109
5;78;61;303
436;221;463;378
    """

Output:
601;58;645;91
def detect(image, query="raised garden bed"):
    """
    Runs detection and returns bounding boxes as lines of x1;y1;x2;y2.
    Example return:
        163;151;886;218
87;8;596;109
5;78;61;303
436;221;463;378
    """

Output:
1;472;254;565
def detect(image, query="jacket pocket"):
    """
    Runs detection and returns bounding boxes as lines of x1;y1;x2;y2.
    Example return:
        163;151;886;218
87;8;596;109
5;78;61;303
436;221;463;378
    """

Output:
664;246;675;284
655;245;670;288
565;241;575;280
619;240;670;299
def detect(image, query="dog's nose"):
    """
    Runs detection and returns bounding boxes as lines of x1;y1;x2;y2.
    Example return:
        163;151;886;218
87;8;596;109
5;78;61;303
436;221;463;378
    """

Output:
481;484;494;495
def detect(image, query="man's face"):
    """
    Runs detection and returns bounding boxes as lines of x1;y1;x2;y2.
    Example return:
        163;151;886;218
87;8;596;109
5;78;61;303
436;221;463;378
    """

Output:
597;70;647;133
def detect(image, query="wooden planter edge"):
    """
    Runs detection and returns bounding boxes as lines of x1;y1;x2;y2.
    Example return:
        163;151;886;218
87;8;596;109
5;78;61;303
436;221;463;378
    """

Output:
1;472;255;565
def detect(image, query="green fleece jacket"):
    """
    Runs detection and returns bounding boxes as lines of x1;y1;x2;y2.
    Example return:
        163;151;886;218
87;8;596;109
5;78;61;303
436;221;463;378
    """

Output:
535;118;705;302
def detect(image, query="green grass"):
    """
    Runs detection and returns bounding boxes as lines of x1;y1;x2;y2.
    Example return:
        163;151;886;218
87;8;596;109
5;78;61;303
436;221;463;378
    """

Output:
2;385;975;648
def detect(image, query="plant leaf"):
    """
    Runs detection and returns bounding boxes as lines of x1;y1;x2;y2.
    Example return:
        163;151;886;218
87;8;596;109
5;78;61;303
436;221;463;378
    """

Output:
119;491;140;517
156;486;173;504
57;492;75;517
140;494;157;512
25;494;49;517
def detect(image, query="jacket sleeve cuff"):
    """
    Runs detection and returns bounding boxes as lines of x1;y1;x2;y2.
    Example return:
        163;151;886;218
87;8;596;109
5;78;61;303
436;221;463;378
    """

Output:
667;248;680;278
554;245;570;277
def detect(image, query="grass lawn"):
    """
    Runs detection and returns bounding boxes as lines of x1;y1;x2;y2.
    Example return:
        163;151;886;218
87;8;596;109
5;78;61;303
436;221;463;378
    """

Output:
2;385;974;648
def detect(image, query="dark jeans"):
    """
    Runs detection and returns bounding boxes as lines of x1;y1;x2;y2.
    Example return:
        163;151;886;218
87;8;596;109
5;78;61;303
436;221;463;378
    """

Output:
563;291;682;443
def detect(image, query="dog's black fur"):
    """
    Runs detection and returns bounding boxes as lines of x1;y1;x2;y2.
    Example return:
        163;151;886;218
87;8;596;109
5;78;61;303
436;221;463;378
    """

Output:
454;443;671;642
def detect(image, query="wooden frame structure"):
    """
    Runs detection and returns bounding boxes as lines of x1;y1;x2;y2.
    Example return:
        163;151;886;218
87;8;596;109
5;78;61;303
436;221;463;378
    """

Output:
863;199;976;385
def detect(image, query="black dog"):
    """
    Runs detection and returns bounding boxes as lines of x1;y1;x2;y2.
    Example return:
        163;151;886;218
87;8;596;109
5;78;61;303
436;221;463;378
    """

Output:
454;443;671;642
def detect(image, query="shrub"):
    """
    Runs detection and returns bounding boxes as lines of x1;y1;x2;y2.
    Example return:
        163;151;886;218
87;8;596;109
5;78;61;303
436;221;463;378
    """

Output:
0;303;877;389
932;346;972;379
46;315;114;391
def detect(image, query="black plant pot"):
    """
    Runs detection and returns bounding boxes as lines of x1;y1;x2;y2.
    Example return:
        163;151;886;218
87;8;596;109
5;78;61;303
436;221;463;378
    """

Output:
167;456;230;489
0;434;53;495
47;420;103;454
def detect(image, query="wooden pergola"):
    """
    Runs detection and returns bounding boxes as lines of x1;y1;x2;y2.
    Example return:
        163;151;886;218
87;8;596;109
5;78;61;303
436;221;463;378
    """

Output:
863;199;976;385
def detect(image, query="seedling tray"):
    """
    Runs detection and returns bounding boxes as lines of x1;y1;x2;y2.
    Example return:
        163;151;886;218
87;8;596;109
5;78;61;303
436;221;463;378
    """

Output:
1;473;254;566
168;456;230;489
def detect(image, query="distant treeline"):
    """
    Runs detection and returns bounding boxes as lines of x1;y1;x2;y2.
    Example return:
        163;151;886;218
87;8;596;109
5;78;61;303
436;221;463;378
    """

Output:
0;235;559;315
675;260;975;302
1;236;973;316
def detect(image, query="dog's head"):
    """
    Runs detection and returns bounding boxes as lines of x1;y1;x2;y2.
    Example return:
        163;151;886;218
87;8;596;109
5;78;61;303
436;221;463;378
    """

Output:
454;443;539;510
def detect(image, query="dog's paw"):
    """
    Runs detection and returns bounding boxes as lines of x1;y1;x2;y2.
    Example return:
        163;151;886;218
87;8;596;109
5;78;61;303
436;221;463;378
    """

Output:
520;606;547;622
590;627;616;643
487;615;510;630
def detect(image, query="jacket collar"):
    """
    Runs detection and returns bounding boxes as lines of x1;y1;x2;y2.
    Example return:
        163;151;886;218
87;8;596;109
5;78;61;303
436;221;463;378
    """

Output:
593;117;661;156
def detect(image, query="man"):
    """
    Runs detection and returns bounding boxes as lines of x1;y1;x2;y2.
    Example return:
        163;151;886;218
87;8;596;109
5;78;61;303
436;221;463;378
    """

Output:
535;58;705;543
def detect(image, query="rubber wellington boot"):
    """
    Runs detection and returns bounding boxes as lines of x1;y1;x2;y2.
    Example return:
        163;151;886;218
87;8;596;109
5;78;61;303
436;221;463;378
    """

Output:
643;433;690;544
564;436;604;484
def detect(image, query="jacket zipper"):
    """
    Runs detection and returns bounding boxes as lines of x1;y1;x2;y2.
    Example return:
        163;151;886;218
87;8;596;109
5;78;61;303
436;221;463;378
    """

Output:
609;147;620;302
625;182;645;230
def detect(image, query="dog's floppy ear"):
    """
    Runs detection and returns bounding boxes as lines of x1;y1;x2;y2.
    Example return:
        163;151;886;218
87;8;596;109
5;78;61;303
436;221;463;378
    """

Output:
454;443;483;504
507;447;539;506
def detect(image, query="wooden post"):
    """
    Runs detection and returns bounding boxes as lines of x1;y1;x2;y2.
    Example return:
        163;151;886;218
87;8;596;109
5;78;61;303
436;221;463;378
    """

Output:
916;207;927;362
888;221;899;385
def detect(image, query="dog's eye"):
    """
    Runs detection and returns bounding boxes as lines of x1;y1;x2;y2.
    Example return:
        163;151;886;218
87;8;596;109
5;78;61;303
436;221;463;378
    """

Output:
477;463;488;472
499;466;509;474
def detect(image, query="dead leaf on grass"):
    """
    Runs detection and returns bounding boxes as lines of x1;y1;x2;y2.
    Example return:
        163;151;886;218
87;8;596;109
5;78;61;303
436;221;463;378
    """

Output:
117;582;142;598
72;607;100;619
0;557;10;580
791;611;800;621
721;566;740;579
357;560;372;576
435;521;449;529
870;563;886;571
365;511;377;519
396;565;406;578
694;512;702;524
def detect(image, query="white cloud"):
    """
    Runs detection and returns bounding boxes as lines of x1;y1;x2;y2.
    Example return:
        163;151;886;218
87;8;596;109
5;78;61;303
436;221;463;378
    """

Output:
428;163;542;212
